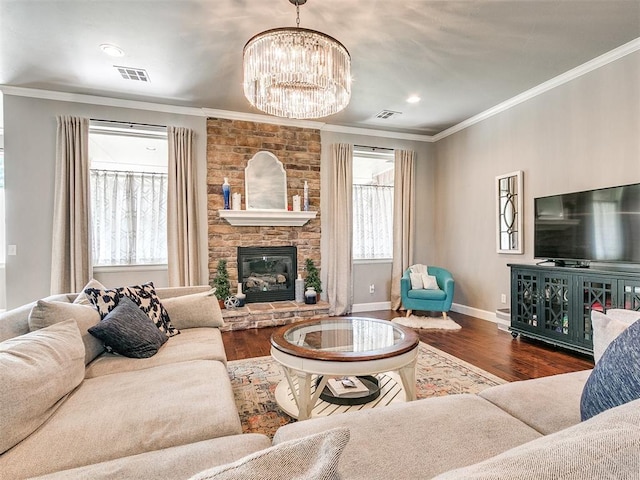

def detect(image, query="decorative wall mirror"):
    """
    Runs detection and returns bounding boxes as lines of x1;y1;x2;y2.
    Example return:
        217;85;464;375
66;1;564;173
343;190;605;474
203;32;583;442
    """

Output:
496;171;524;254
245;151;287;210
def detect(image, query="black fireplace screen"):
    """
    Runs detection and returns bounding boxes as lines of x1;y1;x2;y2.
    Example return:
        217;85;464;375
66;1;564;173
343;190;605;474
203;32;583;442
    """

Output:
237;246;297;303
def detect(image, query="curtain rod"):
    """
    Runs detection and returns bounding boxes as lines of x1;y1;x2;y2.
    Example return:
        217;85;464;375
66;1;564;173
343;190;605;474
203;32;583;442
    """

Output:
90;119;166;129
353;144;394;152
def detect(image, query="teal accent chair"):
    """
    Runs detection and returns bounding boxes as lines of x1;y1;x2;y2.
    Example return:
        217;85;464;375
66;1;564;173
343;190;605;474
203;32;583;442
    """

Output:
400;266;455;319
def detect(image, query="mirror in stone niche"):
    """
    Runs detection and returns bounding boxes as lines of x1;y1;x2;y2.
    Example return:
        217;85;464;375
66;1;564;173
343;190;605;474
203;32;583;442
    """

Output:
245;151;288;210
496;171;523;254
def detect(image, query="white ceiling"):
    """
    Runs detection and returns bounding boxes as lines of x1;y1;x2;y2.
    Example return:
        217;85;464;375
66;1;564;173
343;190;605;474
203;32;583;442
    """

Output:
1;1;638;136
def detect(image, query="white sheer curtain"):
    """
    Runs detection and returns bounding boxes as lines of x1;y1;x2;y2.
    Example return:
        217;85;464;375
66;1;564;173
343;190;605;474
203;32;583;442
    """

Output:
391;149;416;310
167;126;200;286
90;170;167;265
326;143;353;316
353;185;394;259
51;116;92;294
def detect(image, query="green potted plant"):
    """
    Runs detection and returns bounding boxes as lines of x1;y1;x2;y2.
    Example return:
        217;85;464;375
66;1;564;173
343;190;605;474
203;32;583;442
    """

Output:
304;258;322;295
212;259;231;308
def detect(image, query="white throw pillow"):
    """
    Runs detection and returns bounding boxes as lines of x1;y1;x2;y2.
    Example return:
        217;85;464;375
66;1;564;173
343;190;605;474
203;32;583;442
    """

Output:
73;278;106;305
161;289;224;329
421;274;439;290
0;320;85;454
409;264;428;275
188;428;350;480
409;272;423;290
591;310;639;363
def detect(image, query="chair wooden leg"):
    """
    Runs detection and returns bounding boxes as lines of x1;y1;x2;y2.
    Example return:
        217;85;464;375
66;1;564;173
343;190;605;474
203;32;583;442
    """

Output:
442;311;448;320
406;310;412;317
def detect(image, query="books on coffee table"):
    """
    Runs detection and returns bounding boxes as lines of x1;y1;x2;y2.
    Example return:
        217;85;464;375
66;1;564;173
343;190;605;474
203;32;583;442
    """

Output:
327;376;370;397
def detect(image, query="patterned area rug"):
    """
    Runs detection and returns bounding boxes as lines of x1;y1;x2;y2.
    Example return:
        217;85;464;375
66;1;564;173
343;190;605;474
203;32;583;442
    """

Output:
392;315;462;330
226;342;506;438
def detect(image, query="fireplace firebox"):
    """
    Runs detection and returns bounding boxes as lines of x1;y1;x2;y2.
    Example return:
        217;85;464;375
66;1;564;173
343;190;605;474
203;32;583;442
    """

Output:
237;246;297;303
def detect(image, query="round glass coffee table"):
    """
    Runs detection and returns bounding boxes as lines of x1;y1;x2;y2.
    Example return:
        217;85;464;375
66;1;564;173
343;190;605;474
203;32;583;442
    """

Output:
270;317;419;420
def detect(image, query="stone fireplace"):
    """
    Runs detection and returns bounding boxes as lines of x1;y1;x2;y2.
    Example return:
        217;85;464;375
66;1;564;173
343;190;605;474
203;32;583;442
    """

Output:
207;118;321;296
238;246;297;303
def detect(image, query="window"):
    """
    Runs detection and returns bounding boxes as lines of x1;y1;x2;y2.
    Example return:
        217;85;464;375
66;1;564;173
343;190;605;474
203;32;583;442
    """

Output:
352;149;394;260
89;122;168;266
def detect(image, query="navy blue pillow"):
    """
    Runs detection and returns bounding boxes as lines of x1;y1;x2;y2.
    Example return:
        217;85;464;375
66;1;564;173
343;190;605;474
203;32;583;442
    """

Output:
580;318;640;421
88;297;168;358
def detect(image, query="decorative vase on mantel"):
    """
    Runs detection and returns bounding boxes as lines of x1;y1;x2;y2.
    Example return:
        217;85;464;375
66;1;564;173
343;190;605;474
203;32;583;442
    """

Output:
222;177;231;210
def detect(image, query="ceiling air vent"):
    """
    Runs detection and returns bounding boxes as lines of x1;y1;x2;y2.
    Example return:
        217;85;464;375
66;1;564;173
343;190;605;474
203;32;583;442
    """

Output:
114;66;150;82
375;110;402;119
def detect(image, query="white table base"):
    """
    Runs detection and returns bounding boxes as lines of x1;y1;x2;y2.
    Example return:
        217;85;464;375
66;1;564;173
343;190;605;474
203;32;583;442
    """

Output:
275;371;410;420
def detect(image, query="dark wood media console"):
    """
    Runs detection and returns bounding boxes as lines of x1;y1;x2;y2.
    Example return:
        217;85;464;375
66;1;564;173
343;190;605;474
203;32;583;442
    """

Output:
509;263;640;355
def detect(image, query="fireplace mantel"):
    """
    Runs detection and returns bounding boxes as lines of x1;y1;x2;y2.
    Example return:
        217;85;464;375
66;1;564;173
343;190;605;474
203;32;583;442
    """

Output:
218;209;317;227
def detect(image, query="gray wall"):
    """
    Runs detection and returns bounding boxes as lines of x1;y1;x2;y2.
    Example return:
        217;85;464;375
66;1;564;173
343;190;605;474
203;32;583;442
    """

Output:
320;130;435;307
3;50;637;313
429;51;640;315
3;95;207;308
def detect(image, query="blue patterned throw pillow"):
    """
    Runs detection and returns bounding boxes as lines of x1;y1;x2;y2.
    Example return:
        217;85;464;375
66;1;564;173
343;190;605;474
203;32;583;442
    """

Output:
85;282;179;337
580;318;640;421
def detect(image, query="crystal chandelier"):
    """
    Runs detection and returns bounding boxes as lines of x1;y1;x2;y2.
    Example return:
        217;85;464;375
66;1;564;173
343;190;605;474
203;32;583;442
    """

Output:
243;0;351;120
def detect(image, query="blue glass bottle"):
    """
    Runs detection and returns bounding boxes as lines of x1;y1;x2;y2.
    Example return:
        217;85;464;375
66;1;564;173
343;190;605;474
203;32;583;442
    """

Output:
222;177;231;210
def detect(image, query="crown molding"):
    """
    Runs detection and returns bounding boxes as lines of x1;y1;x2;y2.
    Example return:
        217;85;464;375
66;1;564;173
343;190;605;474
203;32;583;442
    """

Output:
433;37;640;142
201;107;326;129
0;86;204;117
3;37;638;144
320;123;434;142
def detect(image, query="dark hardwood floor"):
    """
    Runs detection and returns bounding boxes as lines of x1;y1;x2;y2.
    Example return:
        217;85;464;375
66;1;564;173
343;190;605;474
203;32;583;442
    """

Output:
222;310;594;382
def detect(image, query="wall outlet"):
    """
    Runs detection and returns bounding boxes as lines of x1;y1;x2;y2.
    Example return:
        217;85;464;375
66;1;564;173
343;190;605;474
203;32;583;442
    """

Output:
369;284;375;294
7;245;16;256
501;293;507;304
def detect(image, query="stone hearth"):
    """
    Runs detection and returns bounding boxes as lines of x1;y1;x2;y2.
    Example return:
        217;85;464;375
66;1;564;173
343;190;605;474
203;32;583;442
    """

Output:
220;300;330;331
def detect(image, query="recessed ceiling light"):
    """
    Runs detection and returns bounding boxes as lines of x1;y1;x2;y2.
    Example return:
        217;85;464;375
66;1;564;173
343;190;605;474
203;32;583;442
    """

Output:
100;44;125;57
406;95;421;104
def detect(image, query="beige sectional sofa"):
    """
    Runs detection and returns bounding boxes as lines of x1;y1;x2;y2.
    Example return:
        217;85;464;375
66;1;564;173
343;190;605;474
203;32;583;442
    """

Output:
2;289;639;479
0;286;272;480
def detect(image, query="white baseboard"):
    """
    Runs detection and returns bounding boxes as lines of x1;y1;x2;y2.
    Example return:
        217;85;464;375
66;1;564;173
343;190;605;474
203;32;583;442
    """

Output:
451;303;510;330
351;301;392;313
350;301;511;330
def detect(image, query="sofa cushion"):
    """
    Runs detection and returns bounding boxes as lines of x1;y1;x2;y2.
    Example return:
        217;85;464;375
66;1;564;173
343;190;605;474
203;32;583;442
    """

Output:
28;299;104;364
581;318;640;421
0;359;242;479
0;320;85;454
273;394;542;480
189;428;350;480
433;398;640;479
84;281;179;336
88;297;168;358
161;289;224;329
85;327;228;378
479;370;591;435
406;287;446;301
30;434;272;480
591;310;638;363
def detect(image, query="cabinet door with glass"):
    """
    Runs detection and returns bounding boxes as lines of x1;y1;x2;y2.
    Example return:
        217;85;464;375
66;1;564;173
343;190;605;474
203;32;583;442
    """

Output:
618;279;640;312
540;272;572;343
511;269;539;335
576;275;616;351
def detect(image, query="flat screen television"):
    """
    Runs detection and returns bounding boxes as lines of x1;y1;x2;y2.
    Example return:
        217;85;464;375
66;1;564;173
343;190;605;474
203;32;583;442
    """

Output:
534;183;640;265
